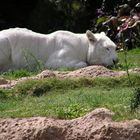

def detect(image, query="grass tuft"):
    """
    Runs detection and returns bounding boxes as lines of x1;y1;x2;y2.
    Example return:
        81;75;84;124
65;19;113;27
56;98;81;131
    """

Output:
131;88;140;111
1;69;36;79
0;75;139;120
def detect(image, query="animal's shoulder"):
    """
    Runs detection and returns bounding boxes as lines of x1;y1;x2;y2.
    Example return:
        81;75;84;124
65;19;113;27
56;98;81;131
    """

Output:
51;30;75;36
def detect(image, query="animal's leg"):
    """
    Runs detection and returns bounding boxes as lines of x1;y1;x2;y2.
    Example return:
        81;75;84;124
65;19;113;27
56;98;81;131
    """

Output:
72;61;88;68
45;58;87;69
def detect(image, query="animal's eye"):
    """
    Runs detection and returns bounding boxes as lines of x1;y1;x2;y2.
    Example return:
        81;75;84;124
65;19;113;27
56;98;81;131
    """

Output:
106;47;110;51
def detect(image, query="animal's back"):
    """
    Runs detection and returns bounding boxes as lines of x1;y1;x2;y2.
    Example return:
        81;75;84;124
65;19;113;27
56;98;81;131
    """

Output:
0;28;33;35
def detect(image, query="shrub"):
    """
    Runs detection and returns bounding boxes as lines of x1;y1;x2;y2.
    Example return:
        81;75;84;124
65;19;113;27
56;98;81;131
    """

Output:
93;0;140;49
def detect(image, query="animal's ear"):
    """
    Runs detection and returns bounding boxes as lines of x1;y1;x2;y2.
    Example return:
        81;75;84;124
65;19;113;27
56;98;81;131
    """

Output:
86;30;96;42
101;32;106;36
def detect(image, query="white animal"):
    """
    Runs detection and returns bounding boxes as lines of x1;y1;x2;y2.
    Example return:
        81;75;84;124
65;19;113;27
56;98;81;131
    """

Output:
0;28;118;72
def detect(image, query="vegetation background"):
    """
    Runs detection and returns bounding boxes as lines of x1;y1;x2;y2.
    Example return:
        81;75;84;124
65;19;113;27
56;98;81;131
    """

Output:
0;0;137;32
0;0;105;32
1;0;139;49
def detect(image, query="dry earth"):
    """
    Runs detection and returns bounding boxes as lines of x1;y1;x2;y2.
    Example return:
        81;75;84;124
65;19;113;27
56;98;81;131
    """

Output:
0;65;140;88
0;66;140;140
0;108;140;140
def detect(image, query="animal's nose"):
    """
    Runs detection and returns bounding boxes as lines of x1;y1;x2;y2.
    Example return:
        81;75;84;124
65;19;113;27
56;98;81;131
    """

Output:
113;58;119;64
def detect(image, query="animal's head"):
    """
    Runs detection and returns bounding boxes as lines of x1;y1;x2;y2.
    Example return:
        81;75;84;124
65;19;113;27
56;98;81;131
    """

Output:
86;30;118;67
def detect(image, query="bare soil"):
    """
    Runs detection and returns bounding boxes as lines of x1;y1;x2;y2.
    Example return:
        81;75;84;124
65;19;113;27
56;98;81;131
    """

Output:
0;108;140;140
0;65;140;88
0;66;140;140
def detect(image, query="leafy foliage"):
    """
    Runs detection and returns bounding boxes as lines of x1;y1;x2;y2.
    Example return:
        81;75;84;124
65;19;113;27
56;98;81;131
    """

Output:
57;103;88;119
28;0;88;33
93;0;140;49
1;0;140;44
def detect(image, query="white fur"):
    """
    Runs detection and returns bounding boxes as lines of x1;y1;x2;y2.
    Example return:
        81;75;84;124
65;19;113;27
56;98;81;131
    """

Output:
0;28;118;71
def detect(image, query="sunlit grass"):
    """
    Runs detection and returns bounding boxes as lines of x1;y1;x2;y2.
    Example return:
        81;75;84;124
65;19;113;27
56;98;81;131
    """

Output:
114;48;140;70
0;75;140;120
0;86;139;121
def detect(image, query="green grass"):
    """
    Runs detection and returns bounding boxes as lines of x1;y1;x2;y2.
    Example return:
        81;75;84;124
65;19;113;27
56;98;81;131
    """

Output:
0;75;140;120
0;69;37;80
114;48;140;70
0;87;132;119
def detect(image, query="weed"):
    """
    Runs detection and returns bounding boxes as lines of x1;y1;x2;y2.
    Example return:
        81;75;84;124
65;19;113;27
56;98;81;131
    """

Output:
120;36;140;112
57;103;88;119
22;49;45;71
0;90;8;99
1;69;35;79
130;88;140;111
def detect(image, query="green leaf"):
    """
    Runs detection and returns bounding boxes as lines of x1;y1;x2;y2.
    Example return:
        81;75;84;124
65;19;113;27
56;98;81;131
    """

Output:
95;17;107;27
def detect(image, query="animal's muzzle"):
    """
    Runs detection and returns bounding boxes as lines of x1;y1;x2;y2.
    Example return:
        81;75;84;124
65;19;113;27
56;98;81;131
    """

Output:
113;58;119;64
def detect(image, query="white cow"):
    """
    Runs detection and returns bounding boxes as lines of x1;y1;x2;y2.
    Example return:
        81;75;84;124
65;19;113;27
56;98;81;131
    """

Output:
0;28;118;72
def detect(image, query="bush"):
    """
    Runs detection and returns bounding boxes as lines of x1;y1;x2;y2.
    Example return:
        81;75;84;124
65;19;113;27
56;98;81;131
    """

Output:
93;0;140;49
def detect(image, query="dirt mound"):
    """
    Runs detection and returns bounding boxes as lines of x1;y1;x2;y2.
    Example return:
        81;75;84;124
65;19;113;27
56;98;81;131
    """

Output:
0;65;140;88
38;65;125;78
1;65;140;89
0;78;8;85
0;108;140;140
